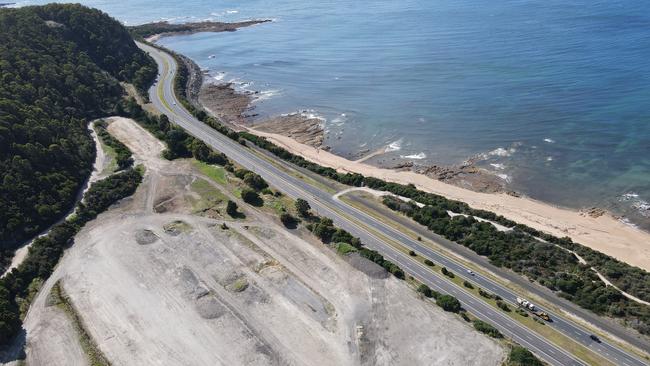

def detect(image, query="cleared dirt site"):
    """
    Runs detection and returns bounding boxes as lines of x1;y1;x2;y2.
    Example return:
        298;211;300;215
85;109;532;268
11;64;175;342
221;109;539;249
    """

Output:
17;118;505;366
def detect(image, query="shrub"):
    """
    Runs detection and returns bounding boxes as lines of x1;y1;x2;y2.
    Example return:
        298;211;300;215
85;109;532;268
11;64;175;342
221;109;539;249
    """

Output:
424;259;434;266
516;309;529;317
478;289;493;299
496;300;511;312
243;172;268;191
473;319;503;338
295;198;311;217
463;280;474;289
409;250;417;256
437;294;461;313
507;346;543;366
417;284;434;298
441;267;455;278
226;200;238;217
460;311;471;322
280;213;297;228
241;188;262;206
336;243;356;255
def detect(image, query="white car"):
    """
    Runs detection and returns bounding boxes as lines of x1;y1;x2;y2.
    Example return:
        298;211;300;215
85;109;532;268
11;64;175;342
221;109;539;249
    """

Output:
467;269;474;275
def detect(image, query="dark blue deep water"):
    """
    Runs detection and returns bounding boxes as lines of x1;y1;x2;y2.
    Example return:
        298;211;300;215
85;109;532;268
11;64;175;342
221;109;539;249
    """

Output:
18;0;650;228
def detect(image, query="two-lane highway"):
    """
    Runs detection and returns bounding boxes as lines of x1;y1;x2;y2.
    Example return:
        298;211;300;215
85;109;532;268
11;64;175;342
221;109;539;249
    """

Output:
138;41;648;366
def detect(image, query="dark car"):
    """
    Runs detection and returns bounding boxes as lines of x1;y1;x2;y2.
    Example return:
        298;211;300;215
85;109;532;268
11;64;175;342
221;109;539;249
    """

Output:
589;334;601;343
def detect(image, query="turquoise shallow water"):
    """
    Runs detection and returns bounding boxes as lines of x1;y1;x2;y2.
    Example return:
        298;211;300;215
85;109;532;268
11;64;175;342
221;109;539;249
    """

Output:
16;0;650;228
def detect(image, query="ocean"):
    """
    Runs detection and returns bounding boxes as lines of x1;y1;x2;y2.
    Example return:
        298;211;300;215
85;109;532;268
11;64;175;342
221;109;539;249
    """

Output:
15;0;650;228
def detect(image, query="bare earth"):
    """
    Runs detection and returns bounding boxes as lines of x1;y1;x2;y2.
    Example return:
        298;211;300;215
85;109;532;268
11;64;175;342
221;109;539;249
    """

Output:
245;129;650;272
17;117;505;366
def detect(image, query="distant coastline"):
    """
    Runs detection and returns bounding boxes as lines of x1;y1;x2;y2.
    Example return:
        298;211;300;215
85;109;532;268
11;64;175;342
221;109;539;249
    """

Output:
0;3;16;7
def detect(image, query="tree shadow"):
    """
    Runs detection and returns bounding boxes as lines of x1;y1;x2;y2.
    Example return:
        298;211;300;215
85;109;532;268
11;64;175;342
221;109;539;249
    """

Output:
0;328;26;364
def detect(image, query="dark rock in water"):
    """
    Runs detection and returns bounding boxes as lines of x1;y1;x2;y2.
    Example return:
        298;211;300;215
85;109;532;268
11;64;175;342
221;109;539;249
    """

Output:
254;114;325;147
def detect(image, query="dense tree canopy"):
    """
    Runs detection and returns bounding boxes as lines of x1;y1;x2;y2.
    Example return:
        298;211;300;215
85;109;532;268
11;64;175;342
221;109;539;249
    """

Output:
0;4;155;254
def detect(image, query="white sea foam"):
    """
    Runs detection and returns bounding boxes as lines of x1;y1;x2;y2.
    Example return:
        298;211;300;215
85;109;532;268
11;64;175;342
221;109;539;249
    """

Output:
620;193;640;201
497;174;511;183
490;163;505;170
546;156;553;161
300;109;326;122
385;139;403;152
330;113;347;127
619;217;639;229
213;72;226;81
488;147;516;157
252;89;281;102
544;138;555;143
619;193;650;217
401;152;427;160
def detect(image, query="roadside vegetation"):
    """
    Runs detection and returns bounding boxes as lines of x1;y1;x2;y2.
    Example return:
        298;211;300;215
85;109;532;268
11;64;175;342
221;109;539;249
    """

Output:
0;4;156;268
50;281;112;366
382;195;650;335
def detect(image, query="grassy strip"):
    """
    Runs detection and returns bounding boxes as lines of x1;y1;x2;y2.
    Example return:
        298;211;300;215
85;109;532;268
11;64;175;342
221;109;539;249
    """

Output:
51;282;111;366
193;161;227;185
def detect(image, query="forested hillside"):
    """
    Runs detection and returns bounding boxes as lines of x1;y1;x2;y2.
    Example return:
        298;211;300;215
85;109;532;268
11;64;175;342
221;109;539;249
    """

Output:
0;4;155;256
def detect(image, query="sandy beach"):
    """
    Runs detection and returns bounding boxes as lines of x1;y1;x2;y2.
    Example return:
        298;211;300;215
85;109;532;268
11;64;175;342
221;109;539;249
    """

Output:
245;128;650;272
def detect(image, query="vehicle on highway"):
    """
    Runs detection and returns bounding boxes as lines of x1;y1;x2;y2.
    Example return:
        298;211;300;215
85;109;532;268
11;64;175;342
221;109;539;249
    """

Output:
467;269;474;275
590;334;601;343
516;297;551;321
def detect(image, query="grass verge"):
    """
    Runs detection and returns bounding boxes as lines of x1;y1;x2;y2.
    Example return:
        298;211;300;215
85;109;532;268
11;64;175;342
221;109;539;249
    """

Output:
50;281;111;366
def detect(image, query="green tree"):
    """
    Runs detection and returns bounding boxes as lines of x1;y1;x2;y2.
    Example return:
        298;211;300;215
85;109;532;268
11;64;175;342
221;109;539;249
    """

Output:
295;198;311;217
437;295;461;313
280;213;296;227
241;188;261;206
243;172;268;191
507;346;543;366
226;200;238;217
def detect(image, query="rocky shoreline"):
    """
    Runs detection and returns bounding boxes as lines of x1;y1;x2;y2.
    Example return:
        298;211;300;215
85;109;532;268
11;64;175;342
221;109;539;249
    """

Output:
198;79;509;193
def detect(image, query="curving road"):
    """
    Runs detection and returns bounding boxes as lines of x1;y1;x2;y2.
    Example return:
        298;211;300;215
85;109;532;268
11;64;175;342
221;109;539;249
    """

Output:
138;41;648;366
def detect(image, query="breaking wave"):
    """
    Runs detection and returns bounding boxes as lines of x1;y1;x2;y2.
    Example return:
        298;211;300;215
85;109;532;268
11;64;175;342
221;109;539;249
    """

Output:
401;152;427;159
385;139;403;152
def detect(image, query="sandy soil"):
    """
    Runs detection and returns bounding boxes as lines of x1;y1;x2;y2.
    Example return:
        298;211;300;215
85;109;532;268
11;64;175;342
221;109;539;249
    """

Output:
16;117;505;366
245;129;650;272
